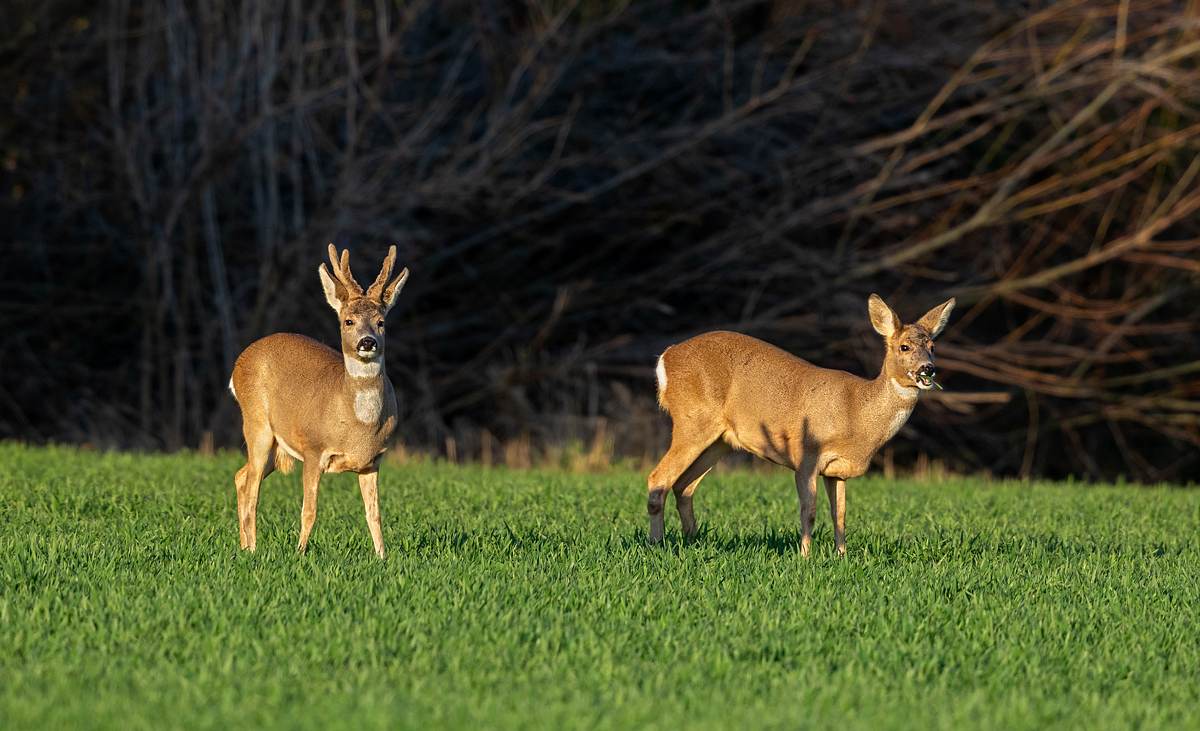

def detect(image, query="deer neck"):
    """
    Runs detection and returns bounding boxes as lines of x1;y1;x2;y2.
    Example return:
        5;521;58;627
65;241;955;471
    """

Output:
870;363;919;442
343;354;387;425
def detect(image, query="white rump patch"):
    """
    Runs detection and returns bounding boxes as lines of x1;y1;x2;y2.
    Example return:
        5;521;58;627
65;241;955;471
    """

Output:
228;378;237;400
345;355;382;379
275;436;304;462
354;389;383;424
655;354;668;396
891;378;918;400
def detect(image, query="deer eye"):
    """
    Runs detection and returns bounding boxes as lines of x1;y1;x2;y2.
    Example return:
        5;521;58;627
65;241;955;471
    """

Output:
376;320;385;329
344;319;354;326
899;344;910;352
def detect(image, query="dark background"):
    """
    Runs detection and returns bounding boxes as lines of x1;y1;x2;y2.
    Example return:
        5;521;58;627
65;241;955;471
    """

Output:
3;0;1198;481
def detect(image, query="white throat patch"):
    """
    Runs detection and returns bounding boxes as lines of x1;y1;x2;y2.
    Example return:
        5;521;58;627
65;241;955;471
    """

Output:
354;389;383;424
891;378;918;400
883;407;913;441
345;355;382;379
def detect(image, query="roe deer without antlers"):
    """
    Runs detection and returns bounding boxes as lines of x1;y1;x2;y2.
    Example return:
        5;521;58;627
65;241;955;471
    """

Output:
228;244;409;558
648;294;955;556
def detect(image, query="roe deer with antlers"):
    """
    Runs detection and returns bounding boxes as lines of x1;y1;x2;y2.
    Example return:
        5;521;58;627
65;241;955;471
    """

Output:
228;244;409;558
648;294;955;556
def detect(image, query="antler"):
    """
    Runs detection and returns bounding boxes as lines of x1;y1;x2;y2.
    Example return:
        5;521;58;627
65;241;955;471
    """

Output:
326;243;364;297
366;245;398;300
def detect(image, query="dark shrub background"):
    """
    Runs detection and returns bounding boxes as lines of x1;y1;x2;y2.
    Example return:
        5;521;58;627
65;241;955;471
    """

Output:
4;0;1198;481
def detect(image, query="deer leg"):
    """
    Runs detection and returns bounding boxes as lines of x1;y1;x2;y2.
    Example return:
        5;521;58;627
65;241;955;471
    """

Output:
234;465;248;547
673;442;730;539
358;468;385;559
238;428;274;552
795;460;819;557
296;459;323;554
824;476;846;557
648;426;722;544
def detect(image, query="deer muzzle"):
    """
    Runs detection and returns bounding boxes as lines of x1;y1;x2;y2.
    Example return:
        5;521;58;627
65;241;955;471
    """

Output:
914;363;936;389
356;336;379;358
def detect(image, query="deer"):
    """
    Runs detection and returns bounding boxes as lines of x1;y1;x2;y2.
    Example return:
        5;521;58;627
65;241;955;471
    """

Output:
228;244;409;558
647;294;955;556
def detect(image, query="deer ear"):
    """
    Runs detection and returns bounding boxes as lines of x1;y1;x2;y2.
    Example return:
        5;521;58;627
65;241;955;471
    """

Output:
917;297;956;338
381;267;409;314
318;264;343;313
868;294;900;338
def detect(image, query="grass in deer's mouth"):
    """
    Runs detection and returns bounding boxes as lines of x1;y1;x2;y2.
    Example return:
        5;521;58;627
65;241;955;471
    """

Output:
910;371;939;389
1;443;1198;730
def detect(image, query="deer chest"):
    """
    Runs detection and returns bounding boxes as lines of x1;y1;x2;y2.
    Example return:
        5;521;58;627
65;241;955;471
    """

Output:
320;415;397;474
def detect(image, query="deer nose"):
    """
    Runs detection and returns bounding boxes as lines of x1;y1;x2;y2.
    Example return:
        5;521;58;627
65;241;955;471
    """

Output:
356;336;378;352
917;363;935;378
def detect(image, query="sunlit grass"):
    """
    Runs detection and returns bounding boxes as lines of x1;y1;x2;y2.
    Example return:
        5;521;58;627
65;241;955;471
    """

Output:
1;443;1197;730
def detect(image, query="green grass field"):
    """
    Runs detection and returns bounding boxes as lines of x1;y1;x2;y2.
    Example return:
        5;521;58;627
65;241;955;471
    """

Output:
2;443;1198;730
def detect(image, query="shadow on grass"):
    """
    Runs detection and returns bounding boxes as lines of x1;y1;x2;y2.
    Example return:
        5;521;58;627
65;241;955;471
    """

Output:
623;525;809;557
623;525;1176;562
704;528;807;556
380;520;1178;562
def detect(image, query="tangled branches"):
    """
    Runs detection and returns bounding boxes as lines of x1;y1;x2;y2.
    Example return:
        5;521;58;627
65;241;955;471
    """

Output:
2;0;1198;481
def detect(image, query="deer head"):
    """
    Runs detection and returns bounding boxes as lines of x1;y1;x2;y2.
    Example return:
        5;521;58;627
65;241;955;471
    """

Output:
317;244;409;367
868;293;955;391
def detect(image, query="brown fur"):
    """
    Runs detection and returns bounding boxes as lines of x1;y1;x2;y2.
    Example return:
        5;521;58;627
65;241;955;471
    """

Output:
648;294;955;556
229;244;409;558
